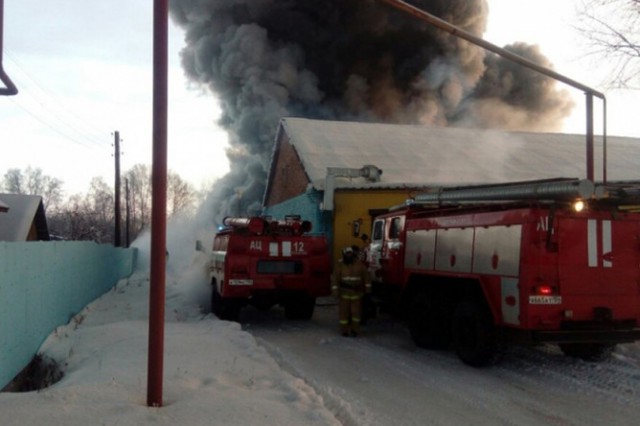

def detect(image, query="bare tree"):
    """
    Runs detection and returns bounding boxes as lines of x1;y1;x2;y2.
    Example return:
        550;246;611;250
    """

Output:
4;163;198;242
1;166;64;211
47;178;115;243
48;194;95;241
121;164;198;241
2;168;24;193
577;0;640;88
168;172;196;217
124;164;152;240
86;177;115;241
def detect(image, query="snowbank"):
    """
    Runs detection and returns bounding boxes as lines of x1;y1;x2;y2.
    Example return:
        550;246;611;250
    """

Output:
0;247;340;425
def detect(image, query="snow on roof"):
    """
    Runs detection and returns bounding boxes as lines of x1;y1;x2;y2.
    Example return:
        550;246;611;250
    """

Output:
279;118;640;190
0;194;46;241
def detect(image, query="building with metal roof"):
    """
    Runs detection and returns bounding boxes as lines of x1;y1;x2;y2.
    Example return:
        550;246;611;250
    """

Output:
262;117;640;257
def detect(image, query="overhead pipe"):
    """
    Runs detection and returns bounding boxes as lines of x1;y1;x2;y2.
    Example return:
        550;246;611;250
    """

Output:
0;0;18;95
322;165;383;211
378;0;607;183
413;178;596;204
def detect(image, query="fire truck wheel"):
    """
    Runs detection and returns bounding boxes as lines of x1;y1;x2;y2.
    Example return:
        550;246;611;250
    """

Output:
558;343;615;362
452;301;505;367
284;294;316;320
408;295;451;349
211;286;241;322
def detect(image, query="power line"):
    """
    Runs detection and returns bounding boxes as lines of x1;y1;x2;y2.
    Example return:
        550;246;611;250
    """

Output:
3;51;111;148
5;51;110;138
7;96;107;150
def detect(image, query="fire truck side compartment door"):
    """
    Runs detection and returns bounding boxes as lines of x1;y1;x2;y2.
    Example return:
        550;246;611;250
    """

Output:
405;229;436;270
435;228;474;273
473;225;522;276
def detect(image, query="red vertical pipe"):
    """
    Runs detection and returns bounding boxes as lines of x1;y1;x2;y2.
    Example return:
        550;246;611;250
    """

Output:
147;0;168;408
602;98;607;184
585;92;594;181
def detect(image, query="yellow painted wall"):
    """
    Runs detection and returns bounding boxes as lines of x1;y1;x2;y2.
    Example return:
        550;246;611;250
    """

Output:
331;189;417;262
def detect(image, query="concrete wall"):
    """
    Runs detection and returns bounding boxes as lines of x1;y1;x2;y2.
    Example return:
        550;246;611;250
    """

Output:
0;241;137;390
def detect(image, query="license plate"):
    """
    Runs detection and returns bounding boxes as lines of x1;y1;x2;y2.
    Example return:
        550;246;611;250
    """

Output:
529;295;562;305
229;279;253;286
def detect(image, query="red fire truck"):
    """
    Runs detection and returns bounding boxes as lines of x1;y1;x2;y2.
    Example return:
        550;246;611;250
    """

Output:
209;216;331;321
366;178;640;366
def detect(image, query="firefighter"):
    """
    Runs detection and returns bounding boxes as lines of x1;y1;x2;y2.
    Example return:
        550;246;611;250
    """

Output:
332;246;371;337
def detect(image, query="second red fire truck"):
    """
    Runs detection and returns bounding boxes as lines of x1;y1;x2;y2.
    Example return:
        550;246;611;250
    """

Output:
209;216;331;321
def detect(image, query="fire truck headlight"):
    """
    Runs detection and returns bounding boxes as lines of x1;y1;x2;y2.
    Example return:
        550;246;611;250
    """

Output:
573;200;585;212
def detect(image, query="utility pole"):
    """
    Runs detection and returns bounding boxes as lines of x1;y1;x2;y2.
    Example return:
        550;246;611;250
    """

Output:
125;178;131;248
114;131;122;247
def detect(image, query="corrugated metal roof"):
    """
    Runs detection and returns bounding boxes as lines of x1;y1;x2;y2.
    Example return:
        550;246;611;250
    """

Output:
0;194;48;241
279;118;640;190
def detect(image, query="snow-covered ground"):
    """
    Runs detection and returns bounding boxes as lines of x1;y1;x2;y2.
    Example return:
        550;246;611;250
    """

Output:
2;240;640;425
0;248;340;425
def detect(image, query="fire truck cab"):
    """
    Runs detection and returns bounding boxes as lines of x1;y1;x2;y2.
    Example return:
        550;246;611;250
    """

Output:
367;178;640;366
209;216;331;321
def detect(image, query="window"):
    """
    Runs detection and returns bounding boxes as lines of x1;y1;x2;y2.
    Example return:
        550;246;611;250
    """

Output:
390;217;402;239
372;220;384;241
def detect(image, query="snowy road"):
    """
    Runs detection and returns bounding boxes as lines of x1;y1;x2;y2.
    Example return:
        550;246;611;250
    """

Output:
243;299;640;426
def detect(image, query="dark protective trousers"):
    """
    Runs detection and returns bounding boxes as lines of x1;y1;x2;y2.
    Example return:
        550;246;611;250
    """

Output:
339;289;363;334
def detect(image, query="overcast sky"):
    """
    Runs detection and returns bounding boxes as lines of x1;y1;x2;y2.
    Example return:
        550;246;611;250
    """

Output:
0;0;230;195
0;0;638;195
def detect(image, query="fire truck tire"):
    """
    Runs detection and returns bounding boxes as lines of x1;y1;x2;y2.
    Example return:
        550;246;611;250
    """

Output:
408;295;451;349
558;343;615;362
284;294;316;320
452;301;505;367
211;286;241;322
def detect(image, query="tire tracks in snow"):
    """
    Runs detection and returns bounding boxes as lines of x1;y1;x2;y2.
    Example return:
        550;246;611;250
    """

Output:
243;304;640;426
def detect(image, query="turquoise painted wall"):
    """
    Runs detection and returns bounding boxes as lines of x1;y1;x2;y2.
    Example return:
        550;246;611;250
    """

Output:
263;190;332;234
0;241;137;389
263;189;335;249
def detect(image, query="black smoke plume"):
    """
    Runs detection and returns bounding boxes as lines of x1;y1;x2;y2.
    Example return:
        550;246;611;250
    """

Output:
169;0;573;222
